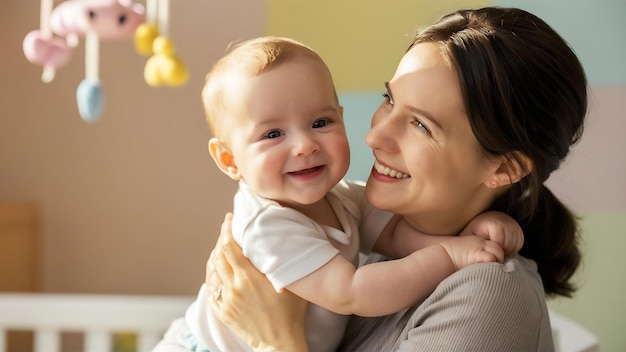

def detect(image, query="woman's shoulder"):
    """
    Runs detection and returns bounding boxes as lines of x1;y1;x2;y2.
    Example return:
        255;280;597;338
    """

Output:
405;255;553;350
446;254;540;288
456;254;540;281
429;254;546;314
341;255;554;351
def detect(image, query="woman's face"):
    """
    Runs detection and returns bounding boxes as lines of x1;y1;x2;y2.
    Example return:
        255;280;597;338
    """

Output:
365;42;501;235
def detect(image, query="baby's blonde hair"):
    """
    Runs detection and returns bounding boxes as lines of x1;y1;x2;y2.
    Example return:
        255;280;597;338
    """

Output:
201;36;335;139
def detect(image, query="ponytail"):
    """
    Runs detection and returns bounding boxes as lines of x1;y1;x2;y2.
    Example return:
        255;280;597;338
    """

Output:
515;185;581;297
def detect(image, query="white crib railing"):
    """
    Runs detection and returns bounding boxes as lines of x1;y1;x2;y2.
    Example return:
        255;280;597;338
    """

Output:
0;293;194;352
0;293;598;352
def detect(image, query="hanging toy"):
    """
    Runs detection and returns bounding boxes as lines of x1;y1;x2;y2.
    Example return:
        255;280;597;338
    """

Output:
44;0;145;122
23;0;72;83
77;30;104;122
134;0;159;55
136;0;188;87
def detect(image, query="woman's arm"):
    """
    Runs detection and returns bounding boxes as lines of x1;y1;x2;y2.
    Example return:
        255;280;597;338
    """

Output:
207;213;310;352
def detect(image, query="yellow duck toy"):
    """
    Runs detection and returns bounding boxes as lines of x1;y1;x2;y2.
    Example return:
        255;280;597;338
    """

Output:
133;0;188;87
143;35;188;87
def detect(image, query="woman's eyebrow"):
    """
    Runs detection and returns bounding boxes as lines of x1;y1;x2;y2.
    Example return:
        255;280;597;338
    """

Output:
385;81;443;131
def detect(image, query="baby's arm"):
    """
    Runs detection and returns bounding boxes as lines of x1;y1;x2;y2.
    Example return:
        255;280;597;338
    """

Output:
460;211;524;255
373;215;444;258
287;235;503;317
375;212;523;259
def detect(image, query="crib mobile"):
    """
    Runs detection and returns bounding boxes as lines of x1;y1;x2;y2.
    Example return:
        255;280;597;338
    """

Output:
22;0;188;123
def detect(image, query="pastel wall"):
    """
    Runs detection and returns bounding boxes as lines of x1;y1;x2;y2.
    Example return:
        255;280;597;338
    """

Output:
1;1;623;351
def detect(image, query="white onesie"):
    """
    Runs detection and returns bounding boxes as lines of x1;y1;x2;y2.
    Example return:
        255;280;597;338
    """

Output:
185;179;388;352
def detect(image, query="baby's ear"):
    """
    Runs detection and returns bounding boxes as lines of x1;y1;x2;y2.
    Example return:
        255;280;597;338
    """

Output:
208;138;241;180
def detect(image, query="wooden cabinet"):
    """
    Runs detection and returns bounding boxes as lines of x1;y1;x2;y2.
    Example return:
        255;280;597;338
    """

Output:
0;202;39;292
0;203;39;351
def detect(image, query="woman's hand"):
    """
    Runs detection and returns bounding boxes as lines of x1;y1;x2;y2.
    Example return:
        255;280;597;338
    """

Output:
206;213;310;352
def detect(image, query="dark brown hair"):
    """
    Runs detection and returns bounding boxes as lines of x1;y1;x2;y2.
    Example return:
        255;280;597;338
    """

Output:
412;7;587;297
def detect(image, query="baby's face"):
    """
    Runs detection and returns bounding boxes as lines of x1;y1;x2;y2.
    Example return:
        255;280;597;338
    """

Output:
223;55;350;207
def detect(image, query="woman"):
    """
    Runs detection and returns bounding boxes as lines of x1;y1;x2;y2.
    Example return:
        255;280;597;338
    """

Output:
188;6;586;351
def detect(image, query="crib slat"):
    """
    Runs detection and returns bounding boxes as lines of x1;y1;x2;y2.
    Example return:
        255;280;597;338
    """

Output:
85;330;111;351
0;293;194;351
137;331;160;352
0;328;6;352
34;328;60;352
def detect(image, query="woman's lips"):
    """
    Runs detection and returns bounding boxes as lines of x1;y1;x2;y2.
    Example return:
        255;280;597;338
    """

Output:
373;160;410;179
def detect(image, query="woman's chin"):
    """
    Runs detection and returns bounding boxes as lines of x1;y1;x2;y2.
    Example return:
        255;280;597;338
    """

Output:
365;177;391;206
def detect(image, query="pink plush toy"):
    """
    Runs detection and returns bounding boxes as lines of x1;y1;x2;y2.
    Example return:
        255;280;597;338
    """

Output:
22;29;71;68
23;0;71;82
50;0;145;46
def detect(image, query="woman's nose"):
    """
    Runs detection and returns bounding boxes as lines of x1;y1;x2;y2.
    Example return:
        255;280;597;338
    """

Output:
366;109;398;151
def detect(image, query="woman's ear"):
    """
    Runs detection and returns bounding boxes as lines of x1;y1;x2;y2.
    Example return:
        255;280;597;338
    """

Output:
484;151;533;188
208;138;241;180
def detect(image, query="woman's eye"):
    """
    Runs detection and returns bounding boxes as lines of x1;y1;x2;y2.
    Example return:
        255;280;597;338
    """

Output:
264;130;282;139
313;118;331;128
382;92;394;106
413;119;431;135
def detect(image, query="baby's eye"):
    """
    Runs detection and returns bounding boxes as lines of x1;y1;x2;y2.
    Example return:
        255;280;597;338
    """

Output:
382;92;394;106
312;118;331;129
264;130;282;139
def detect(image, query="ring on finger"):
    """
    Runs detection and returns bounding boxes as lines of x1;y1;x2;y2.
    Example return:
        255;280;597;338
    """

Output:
213;283;224;302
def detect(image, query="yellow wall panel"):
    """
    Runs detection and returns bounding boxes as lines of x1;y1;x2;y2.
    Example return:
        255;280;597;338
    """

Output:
267;0;490;90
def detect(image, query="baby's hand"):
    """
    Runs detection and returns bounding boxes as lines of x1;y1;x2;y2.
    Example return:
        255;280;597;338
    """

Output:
439;236;504;270
461;211;524;255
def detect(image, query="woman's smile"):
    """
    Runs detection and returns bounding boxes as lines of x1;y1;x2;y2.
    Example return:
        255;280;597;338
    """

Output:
372;160;410;179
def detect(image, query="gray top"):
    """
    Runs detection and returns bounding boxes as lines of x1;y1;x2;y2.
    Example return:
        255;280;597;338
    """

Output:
338;253;554;352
